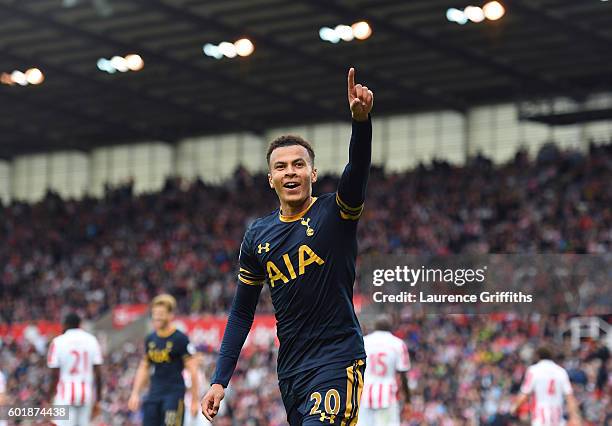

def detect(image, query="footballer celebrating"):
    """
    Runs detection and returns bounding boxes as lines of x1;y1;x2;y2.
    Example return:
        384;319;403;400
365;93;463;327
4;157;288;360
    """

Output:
128;294;200;426
201;68;373;425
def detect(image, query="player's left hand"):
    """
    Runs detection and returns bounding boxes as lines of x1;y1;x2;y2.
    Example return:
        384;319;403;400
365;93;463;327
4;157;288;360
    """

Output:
347;67;373;122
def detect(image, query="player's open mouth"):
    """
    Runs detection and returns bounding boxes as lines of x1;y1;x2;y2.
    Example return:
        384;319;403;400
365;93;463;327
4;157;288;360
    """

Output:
283;182;300;189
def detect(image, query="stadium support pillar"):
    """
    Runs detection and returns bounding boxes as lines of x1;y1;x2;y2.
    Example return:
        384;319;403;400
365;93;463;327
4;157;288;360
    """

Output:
570;318;581;350
382;117;389;170
579;124;588;152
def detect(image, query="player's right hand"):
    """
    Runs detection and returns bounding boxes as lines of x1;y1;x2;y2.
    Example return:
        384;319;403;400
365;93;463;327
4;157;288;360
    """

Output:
91;401;101;420
201;383;225;421
127;393;140;412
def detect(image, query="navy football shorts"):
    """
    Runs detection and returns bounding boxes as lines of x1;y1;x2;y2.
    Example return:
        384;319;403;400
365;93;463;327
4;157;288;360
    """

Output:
279;359;366;426
142;392;185;426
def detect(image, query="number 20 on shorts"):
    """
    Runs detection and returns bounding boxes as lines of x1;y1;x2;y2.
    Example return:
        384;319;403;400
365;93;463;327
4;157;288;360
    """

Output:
309;389;341;423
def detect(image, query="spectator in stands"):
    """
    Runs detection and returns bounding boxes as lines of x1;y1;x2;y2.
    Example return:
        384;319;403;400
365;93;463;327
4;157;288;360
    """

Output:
0;142;610;424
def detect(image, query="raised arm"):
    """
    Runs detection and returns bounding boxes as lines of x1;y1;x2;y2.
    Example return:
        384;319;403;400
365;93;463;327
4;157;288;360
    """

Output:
337;68;373;218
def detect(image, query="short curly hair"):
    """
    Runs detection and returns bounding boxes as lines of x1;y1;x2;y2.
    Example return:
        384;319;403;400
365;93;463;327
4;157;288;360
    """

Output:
266;135;315;167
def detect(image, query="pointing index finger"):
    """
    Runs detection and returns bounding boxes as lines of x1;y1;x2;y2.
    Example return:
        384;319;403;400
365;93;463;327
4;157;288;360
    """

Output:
348;67;355;95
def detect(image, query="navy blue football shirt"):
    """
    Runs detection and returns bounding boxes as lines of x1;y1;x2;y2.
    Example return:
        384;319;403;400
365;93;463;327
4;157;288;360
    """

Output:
212;117;371;385
239;191;365;378
144;328;195;398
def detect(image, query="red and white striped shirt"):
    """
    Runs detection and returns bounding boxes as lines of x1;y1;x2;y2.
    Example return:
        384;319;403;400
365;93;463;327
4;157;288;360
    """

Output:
0;371;7;426
520;360;573;426
47;328;103;406
361;331;410;409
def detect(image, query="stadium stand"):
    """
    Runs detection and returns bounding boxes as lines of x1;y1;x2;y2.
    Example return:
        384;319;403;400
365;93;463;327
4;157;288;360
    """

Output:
1;142;610;324
0;142;610;425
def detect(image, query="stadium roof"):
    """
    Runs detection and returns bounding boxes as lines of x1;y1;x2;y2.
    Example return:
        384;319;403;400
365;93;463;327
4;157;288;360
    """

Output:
1;0;611;158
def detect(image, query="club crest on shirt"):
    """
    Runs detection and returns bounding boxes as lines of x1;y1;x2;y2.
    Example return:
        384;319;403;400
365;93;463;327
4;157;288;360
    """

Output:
148;341;173;363
301;217;314;237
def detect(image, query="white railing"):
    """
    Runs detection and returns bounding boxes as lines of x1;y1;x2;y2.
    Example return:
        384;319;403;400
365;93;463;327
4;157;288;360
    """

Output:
564;317;612;350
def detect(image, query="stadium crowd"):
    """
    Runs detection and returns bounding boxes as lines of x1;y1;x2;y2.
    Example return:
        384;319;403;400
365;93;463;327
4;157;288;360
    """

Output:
0;314;609;425
0;142;610;424
1;142;610;324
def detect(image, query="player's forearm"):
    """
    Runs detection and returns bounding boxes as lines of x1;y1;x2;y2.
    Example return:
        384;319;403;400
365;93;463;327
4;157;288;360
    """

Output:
48;381;58;401
512;393;528;414
48;369;59;401
337;116;372;208
400;374;410;403
131;361;149;395
191;385;200;404
211;283;261;387
95;372;103;402
186;360;200;401
566;395;581;422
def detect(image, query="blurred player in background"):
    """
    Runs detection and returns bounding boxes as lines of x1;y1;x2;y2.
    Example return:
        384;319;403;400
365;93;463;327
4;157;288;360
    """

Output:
0;369;7;426
357;315;410;426
128;294;200;426
512;346;582;426
182;352;211;426
202;67;374;425
47;313;103;426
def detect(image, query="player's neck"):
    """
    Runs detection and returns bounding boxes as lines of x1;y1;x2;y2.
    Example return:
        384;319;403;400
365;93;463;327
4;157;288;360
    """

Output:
156;325;175;338
280;195;313;218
